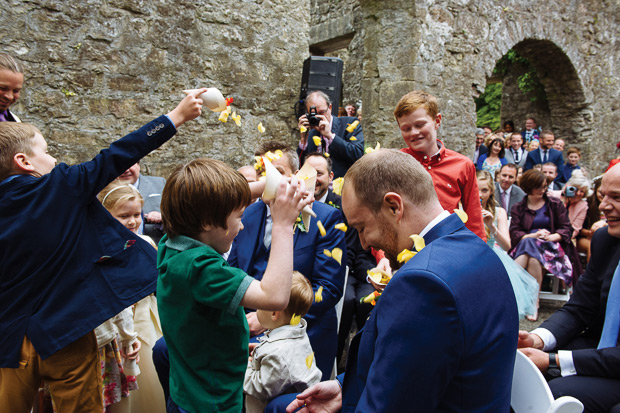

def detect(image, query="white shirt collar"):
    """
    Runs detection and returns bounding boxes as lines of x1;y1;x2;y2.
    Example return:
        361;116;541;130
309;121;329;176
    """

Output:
317;190;328;203
419;210;450;238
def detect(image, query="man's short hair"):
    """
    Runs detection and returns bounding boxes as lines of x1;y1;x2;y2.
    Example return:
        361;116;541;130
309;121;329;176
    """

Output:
0;122;40;181
161;158;251;238
566;147;581;157
0;53;24;73
519;169;547;195
393;90;439;120
542;162;558;172
540;130;555;140
284;271;314;319
254;141;299;173
500;163;518;174
343;149;437;213
304;152;332;175
475;128;485;135
306;91;331;107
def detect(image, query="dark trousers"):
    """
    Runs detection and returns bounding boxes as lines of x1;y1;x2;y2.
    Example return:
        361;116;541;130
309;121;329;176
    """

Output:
337;276;374;362
153;337;170;403
549;336;620;412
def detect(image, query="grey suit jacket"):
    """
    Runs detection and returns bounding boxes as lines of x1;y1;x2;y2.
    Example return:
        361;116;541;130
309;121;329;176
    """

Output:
504;148;527;168
495;183;525;217
137;174;165;214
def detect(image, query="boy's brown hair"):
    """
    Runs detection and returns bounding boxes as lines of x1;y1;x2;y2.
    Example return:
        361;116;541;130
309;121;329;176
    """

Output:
97;180;144;212
566;147;581;157
284;271;315;320
0;122;41;181
161;158;251;238
393;90;439;121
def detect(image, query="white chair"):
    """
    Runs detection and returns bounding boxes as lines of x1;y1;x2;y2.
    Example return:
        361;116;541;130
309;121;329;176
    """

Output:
539;273;570;303
331;266;349;379
511;350;583;413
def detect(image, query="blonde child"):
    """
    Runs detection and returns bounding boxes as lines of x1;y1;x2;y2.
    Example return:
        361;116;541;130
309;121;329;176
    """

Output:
157;158;311;412
97;181;166;413
244;271;322;413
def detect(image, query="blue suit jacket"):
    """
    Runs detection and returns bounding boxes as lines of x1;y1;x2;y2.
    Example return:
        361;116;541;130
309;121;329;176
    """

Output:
524;147;565;180
0;116;174;367
298;116;363;178
228;200;346;379
341;214;518;412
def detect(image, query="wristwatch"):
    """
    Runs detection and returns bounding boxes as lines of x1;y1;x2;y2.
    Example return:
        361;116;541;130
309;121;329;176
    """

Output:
548;353;561;377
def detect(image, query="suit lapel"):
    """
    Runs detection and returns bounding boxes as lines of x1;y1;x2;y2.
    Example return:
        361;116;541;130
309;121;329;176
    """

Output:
239;202;269;272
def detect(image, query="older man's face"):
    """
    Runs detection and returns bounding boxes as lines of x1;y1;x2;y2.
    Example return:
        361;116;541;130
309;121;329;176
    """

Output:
306;94;332;125
599;166;620;238
119;163;140;184
0;69;23;112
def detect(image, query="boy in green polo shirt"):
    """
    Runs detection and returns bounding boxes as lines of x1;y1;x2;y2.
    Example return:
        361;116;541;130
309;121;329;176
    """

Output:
157;158;311;412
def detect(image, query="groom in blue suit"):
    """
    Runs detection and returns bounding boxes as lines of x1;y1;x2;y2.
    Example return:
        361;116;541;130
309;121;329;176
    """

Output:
287;149;518;412
524;131;564;182
228;144;346;381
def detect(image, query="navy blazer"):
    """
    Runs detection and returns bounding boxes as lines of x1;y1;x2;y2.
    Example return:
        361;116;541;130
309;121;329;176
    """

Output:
227;200;346;379
298;116;363;178
540;227;620;378
0;116;174;367
524;147;564;180
341;213;518;412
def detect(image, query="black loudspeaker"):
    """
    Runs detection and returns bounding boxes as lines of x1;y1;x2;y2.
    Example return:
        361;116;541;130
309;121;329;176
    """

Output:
296;56;343;118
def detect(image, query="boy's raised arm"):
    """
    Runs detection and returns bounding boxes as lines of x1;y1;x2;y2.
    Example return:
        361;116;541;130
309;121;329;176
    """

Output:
241;176;313;311
167;88;207;127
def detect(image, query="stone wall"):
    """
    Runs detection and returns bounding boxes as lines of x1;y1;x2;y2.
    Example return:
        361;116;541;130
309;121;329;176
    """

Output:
1;0;309;178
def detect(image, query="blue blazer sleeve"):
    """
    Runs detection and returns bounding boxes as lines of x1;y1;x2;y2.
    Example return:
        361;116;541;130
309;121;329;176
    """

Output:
524;151;537;171
328;117;364;166
476;154;487;170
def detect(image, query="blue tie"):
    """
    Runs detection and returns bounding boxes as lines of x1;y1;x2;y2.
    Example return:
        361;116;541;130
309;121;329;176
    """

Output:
598;260;620;349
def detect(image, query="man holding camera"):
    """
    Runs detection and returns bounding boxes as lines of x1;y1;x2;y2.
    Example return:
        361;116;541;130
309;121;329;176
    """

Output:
297;91;364;178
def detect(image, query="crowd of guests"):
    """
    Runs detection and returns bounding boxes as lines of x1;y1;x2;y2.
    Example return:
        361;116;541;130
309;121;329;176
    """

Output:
2;50;620;413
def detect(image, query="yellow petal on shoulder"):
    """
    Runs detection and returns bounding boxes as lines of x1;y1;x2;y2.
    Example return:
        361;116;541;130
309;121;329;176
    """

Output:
409;234;425;251
305;352;315;369
334;223;348;232
323;249;332;258
313;136;322;147
350;136;357;141
397;249;416;264
290;313;301;326
330;248;343;265
453;209;469;224
315;286;324;303
332;177;344;196
257;122;266;133
218;111;229;122
317;220;326;237
346;120;360;133
300;125;307;133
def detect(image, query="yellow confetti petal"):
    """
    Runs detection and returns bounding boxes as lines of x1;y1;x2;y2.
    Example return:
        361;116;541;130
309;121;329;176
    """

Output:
346;120;360;133
257;122;265;133
324;153;330;157
226;106;232;114
409;234;425;251
397;249;416;264
323;249;332;258
313;136;321;147
334;223;348;232
317;220;326;237
274;150;283;159
330;248;343;265
305;352;315;369
290;313;301;326
332;177;344;196
218;111;229;122
300;125;307;133
315;286;323;303
234;116;241;127
350;136;357;141
454;209;468;224
265;151;277;161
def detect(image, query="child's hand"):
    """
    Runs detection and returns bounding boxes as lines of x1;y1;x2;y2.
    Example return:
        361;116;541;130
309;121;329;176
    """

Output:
167;88;207;127
270;175;313;228
123;340;141;360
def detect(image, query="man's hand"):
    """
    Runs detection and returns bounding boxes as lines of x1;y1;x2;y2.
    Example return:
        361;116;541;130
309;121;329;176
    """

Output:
167;88;206;127
248;342;258;363
519;348;551;373
246;312;266;336
517;330;544;349
298;114;309;145
286;380;342;413
144;211;162;224
315;114;334;140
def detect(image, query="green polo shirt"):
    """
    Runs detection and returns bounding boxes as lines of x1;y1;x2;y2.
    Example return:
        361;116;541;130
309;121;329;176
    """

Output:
157;234;254;412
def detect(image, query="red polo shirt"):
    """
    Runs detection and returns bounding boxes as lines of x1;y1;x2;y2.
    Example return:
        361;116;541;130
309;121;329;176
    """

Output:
401;141;486;241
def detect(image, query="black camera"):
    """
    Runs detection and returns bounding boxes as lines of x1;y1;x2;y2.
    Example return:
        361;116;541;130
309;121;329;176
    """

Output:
306;106;320;127
565;185;577;198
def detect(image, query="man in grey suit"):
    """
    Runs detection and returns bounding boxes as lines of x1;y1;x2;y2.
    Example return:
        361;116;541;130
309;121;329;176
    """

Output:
119;162;166;241
504;133;527;168
495;163;525;218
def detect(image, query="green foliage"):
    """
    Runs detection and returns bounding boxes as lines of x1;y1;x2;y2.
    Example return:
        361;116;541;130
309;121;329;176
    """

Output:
475;83;502;130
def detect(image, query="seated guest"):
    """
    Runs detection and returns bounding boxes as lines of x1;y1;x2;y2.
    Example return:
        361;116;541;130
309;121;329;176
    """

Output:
228;142;346;381
502;120;515;139
549;169;592;240
528;139;540;152
473;128;487;165
244;272;322;413
560;146;582;184
520;116;540;144
577;177;607;262
286;150;518;412
553;138;566;153
510;170;583;321
543;162;563;191
525;130;565;183
477;137;507;175
0;53;23;123
495;163;526;219
504;133;528;168
517;164;620;413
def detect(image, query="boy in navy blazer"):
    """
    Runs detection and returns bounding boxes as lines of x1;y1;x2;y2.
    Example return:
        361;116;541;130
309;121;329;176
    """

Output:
0;89;205;411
